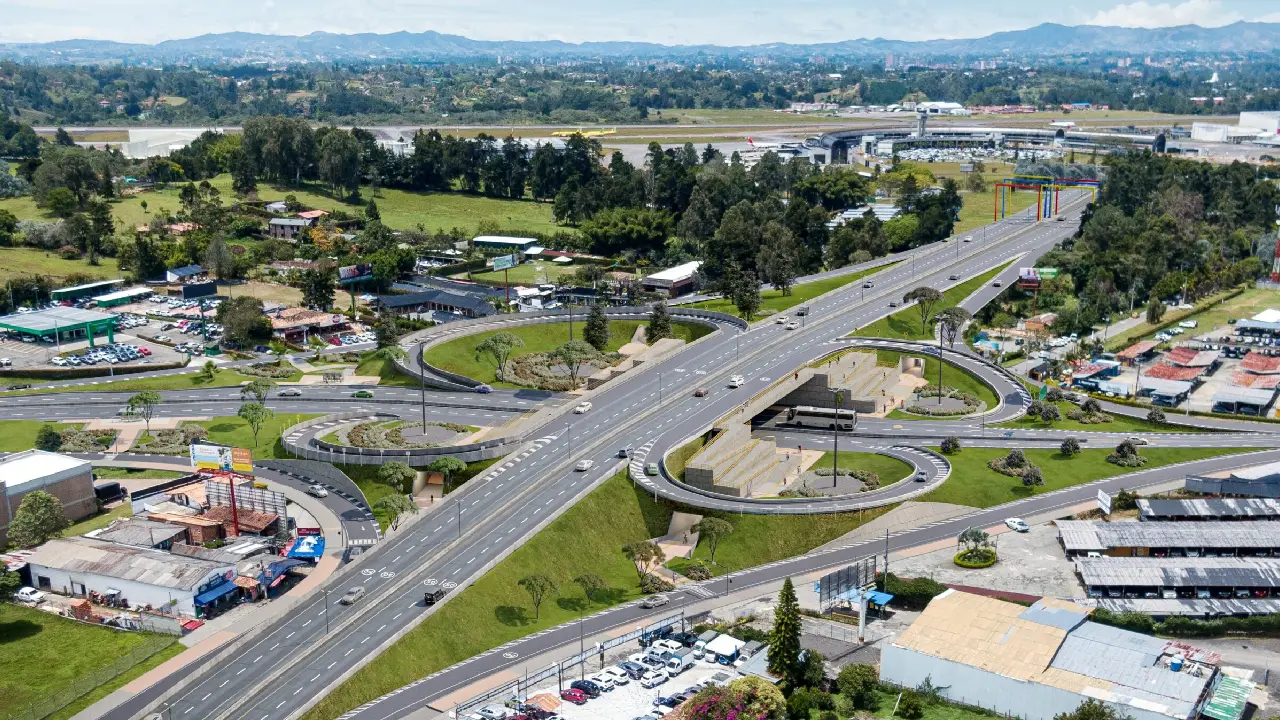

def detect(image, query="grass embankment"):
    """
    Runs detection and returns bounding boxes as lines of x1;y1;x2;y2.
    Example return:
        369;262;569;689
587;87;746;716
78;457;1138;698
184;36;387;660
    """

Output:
1104;286;1277;352
871;349;998;417
423;319;712;388
353;353;418;387
921;446;1252;508
337;457;500;529
196;413;323;459
953;187;1038;236
0;173;564;236
0;367;303;396
995;397;1198;434
684;264;896;319
303;471;889;719
0;420;56;451
0;604;181;720
850;263;1011;340
0;246;122;283
811;450;914;488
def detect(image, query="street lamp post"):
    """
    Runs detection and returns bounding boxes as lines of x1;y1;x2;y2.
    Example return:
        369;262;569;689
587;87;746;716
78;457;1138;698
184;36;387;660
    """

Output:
832;390;844;489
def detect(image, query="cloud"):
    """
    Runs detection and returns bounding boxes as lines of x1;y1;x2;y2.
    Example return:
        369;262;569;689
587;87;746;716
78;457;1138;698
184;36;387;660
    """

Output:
1087;0;1242;28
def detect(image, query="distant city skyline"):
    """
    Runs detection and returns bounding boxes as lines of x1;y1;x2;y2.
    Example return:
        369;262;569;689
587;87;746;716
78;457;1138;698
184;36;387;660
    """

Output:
2;0;1279;46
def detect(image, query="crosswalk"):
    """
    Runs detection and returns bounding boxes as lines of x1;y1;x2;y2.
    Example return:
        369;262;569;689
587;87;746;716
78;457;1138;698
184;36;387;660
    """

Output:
685;584;715;599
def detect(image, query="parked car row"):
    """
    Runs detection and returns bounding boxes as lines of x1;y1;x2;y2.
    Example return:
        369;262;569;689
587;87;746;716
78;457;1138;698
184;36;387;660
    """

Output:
115;313;150;330
52;343;151;366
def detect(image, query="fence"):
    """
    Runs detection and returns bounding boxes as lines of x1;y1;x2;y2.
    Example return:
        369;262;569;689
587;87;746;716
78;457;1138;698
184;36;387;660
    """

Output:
4;635;174;720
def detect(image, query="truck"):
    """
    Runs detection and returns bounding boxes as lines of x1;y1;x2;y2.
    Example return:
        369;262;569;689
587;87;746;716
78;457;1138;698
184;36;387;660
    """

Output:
666;648;696;675
693;630;719;660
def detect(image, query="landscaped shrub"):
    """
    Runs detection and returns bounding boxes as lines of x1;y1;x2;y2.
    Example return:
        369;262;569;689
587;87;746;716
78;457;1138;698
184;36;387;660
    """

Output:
877;572;946;610
640;574;675;594
779;485;827;498
133;423;208;454
954;548;998;568
1107;439;1149;467
1067;408;1114;424
684;562;712;581
940;436;961;454
58;428;117;452
988;448;1042;479
240;363;296;379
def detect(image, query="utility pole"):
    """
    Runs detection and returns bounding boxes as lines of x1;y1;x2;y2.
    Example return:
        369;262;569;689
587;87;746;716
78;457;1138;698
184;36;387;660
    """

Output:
832;391;843;489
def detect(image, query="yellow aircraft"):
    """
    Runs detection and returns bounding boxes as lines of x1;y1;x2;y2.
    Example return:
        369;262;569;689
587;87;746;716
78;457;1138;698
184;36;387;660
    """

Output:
550;127;617;138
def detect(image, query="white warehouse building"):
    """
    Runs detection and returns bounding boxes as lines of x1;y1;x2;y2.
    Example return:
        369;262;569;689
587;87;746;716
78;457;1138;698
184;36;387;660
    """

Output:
880;590;1237;720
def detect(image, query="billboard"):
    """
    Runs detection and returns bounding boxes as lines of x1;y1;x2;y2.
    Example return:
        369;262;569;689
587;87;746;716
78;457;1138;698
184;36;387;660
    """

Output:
959;163;974;173
205;479;286;519
190;442;253;474
817;554;877;608
1097;489;1112;515
338;263;374;285
492;254;518;271
180;281;218;300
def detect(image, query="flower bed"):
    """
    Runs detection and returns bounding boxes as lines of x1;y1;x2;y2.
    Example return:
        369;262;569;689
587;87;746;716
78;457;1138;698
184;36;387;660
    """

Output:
240;363;297;379
133;423;208;454
987;449;1040;478
59;428;117;452
502;349;618;391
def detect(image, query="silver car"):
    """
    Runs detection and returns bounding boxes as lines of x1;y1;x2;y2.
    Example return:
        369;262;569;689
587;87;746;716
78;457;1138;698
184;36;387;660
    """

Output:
338;586;366;605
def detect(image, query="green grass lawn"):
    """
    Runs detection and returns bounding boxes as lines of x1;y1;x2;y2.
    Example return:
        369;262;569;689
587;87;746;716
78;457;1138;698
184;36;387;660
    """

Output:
813;450;914;487
0;420;58;451
196;413;322;459
953;188;1038;236
423;319;712;388
0;604;179;718
62;503;132;538
0;174;565;236
338;456;500;529
89;467;186;481
851;262;1011;340
354;353;419;387
872;349;999;413
684;263;896;319
0;367;302;396
921;446;1252;508
808;689;998;720
45;642;185;720
304;470;890;720
1104;286;1276;352
463;262;580;287
0;247;123;284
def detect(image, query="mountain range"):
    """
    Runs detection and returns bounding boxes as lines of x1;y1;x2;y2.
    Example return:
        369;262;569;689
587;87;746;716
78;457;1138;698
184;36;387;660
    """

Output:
2;22;1280;64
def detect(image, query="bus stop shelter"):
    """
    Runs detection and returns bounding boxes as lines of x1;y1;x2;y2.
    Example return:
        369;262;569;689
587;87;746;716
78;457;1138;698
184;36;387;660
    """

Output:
0;307;118;346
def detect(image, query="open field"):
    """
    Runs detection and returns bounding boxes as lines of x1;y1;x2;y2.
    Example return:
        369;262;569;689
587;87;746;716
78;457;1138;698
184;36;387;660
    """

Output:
851;262;1011;340
302;471;888;720
920;446;1249;508
0;246;122;283
217;280;360;311
195;412;322;458
954;188;1038;235
461;262;579;286
0;603;180;720
1104;286;1276;352
685;264;893;318
0;173;564;236
874;349;999;411
423;319;712;388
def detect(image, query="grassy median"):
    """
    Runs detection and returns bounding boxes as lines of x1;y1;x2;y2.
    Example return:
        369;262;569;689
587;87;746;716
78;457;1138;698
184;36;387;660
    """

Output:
684;263;897;319
850;262;1012;341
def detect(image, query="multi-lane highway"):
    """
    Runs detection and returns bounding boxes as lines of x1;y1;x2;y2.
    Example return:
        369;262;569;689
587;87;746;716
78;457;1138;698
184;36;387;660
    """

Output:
111;191;1090;720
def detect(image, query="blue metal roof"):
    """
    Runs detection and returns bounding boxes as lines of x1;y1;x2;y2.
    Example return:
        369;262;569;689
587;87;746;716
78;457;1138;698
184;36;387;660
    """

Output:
287;536;326;559
194;579;238;605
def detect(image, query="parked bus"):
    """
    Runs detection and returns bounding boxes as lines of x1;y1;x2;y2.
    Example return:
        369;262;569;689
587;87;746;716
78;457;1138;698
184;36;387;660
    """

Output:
786;405;856;430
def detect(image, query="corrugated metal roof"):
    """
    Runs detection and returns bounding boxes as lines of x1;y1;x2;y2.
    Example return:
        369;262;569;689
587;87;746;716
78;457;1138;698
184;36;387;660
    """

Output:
1138;497;1280;519
1076;557;1280;588
1202;675;1253;720
26;536;232;591
1099;597;1280;616
94;518;187;548
1059;520;1280;551
1017;599;1090;631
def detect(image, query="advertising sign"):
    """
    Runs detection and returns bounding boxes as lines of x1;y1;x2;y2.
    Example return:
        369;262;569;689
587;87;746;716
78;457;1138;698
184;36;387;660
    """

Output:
338;263;374;285
492;254;518;271
1097;489;1113;515
180;281;218;300
959;163;975;173
190;443;253;474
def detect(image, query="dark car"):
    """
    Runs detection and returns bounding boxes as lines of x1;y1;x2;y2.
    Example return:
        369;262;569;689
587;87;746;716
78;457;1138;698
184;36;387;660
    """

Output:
560;688;588;705
424;588;449;606
571;680;602;698
618;661;647;679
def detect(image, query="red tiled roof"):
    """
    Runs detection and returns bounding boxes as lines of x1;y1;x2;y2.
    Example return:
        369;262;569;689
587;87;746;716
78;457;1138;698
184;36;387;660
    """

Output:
1117;340;1159;360
1144;364;1204;382
1164;347;1219;367
1241;352;1280;375
1232;372;1280;389
200;505;279;534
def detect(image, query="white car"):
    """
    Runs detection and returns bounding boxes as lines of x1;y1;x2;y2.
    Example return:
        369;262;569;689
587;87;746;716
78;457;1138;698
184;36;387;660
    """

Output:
774;316;788;325
306;484;329;498
1004;518;1030;533
575;460;595;472
1128;436;1150;446
573;402;592;414
338;586;366;605
16;587;45;604
587;673;615;691
601;666;631;686
278;388;302;397
640;669;669;688
728;375;745;388
641;593;670;608
1179;320;1198;329
785;322;799;330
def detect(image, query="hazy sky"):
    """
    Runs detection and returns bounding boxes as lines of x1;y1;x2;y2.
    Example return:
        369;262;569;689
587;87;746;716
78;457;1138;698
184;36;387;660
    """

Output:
2;0;1279;45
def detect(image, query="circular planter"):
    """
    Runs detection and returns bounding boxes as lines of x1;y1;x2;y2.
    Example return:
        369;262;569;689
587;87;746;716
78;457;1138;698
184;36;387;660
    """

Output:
953;549;998;569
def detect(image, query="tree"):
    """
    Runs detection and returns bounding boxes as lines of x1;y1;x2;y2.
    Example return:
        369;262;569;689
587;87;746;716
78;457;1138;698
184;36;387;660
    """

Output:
425;457;467;489
374;309;400;349
127;390;162;437
940;436;961;454
1081;398;1102;414
573;573;607;602
200;360;219;381
365;198;381;221
0;560;21;603
1146;300;1166;325
756;224;798;296
54;127;75;146
34;424;62;452
936;307;972;349
959;527;991;554
1053;699;1132;720
1061;437;1082;456
374;494;416;530
647;301;673;342
300;264;337;310
583;303;610;351
217;296;272;346
692;517;734;565
236;402;274;447
550;339;597;390
838;664;879;711
45;186;77;218
1040;404;1062;423
904;286;945;336
475;331;524;379
241;379;276;405
732;271;763;321
1022;465;1045;487
799;648;826;689
318;129;361;200
8;490;69;547
203;236;235;281
1147;407;1167;425
622;540;666;583
377;461;417;493
768;578;803;685
897;691;925;719
517;573;558;619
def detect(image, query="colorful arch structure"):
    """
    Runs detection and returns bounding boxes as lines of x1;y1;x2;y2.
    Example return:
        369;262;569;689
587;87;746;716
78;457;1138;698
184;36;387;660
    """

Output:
993;175;1101;221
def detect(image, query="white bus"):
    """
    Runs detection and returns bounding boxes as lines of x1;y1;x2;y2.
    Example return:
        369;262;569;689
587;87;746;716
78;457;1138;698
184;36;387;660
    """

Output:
786;405;856;431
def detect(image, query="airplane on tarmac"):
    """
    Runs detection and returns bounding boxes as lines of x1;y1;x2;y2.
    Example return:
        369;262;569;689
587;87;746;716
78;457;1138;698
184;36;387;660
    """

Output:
746;136;806;151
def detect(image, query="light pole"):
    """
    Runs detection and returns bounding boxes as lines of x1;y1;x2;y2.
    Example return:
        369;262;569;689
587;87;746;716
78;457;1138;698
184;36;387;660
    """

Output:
419;347;427;428
832;390;844;489
322;589;330;634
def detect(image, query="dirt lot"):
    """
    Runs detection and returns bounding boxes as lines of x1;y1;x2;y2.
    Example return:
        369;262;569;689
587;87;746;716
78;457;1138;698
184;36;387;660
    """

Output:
889;518;1085;599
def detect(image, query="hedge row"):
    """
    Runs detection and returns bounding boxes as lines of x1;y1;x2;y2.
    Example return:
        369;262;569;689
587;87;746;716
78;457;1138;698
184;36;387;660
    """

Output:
0;361;186;382
1092;607;1280;638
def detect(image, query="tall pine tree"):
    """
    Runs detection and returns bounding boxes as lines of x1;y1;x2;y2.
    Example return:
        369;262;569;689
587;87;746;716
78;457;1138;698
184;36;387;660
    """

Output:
769;577;802;684
647;301;672;342
583;303;610;351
